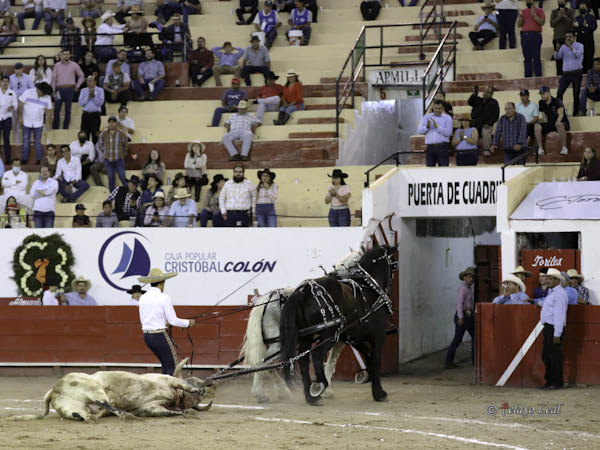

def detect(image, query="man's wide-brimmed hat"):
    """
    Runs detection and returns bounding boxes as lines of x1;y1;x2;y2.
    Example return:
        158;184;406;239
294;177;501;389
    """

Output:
237;100;248;109
129;4;142;14
211;174;228;186
173;187;191;199
503;274;526;293
511;265;532;278
127;284;146;295
257;168;276;181
265;71;279;80
187;140;206;153
82;16;96;27
328;169;348;179
71;275;91;291
459;267;477;280
127;175;141;185
172;172;186;186
138;268;178;284
545;268;565;283
101;11;115;22
567;269;584;280
481;0;495;10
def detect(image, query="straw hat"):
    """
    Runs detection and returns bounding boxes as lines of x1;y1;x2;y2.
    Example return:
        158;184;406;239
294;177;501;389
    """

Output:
511;265;532;278
545;268;565;283
187;140;206;153
71;275;91;291
286;69;297;77
138;268;178;284
237;100;248;109
503;274;526;293
459;267;477;280
129;4;142;14
173;187;191;199
481;0;495;11
567;269;584;280
101;11;115;22
153;191;165;199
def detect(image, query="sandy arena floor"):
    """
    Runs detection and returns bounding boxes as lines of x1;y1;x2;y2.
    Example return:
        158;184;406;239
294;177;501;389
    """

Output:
0;350;598;450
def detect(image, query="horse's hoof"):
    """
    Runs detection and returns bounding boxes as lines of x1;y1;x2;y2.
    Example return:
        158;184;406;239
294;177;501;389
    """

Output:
256;395;269;404
309;382;326;398
355;369;370;384
374;390;388;402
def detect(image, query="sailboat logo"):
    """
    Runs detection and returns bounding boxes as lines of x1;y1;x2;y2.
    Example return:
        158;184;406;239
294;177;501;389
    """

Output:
98;231;152;291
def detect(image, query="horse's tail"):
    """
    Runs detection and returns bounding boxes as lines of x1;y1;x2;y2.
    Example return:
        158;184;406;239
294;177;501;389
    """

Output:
280;285;305;387
11;388;53;421
240;293;269;367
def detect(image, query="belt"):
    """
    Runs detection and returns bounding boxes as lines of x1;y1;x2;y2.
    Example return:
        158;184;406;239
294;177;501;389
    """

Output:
521;31;541;34
427;142;448;147
57;84;76;88
227;209;250;213
143;329;166;334
563;69;582;75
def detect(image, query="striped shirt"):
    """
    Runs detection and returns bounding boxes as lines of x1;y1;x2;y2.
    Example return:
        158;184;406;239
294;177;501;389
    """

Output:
97;129;127;161
257;183;278;205
492;113;527;148
224;112;261;130
219;179;257;215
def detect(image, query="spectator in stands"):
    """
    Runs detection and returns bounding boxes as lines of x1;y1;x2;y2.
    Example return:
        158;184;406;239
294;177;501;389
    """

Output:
18;0;43;31
325;169;351;227
72;203;91;227
10;62;34;145
451;115;479;166
55;145;89;203
1;195;27;228
189;37;214;86
125;4;150;49
222;100;261;161
134;49;165;101
106;174;140;221
2;160;30;206
81;0;103;19
103;61;131;105
242;35;271;86
105;49;130;79
139;173;163;209
180;0;202;26
533;268;549;302
69;131;95;181
142;149;166;185
0;75;17;163
198;173;226;227
468;85;499;155
79;50;100;80
219;164;256;227
210;77;248;126
60;17;82;60
577;146;600;180
579;59;600;115
117;105;135;140
127;285;145;305
518;2;545;78
30;165;58;228
554;30;583;116
40;144;58;175
275;0;295;13
19;82;53;165
516;89;539;140
95;11;127;63
115;0;141;24
274;69;303;125
43;0;66;35
42;275;61;305
550;0;576;75
211;42;244;87
255;71;283;122
78;75;104;143
255;168;277;227
96;199;119;227
445;267;476;369
416;99;452;167
254;1;281;49
535;86;570;156
163;13;192;55
559;271;578;304
576;3;597;73
490;102;528;164
168;188;196;227
167;172;186;205
51;49;85;130
62;275;97;305
287;0;312;46
567;269;589;303
492;274;529;304
97;115;128;192
469;2;498;50
144;191;169;226
361;0;381;21
184;141;207;202
0;14;19;53
81;17;97;54
511;265;532;283
496;0;518;49
434;91;453;117
236;0;258;25
30;55;53;85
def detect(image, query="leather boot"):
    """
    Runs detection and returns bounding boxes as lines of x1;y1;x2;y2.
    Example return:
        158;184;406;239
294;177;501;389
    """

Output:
273;111;285;125
280;113;291;125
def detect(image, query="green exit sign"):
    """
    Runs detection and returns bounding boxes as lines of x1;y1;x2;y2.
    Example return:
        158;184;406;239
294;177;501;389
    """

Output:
407;90;420;98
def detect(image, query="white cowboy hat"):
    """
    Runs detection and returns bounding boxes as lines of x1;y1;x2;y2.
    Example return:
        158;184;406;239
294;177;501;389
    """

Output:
138;268;178;284
459;267;477;280
567;269;584;280
286;69;297;77
153;191;165;199
503;274;526;293
173;187;191;199
71;275;91;291
237;100;248;109
545;268;565;283
187;140;206;153
511;265;532;278
101;11;115;22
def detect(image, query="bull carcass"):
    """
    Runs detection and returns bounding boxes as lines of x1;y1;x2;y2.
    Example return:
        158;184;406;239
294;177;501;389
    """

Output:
13;358;213;422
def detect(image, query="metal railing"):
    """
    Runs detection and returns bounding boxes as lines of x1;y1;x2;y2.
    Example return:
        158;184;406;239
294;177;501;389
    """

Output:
418;0;446;60
364;151;425;187
500;147;539;182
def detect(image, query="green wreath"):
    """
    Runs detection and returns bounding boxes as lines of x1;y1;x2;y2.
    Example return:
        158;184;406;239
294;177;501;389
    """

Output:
11;233;76;297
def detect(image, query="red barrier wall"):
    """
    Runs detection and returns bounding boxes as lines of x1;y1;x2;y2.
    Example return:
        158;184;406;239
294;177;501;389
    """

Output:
476;303;600;387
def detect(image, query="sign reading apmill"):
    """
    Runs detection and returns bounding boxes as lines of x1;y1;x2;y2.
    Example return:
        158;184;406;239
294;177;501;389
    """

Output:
369;67;428;86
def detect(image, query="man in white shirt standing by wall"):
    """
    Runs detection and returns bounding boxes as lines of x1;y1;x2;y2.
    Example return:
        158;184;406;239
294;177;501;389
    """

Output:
138;268;196;376
30;165;58;228
0;75;18;163
416;99;453;167
219;164;256;227
54;145;89;203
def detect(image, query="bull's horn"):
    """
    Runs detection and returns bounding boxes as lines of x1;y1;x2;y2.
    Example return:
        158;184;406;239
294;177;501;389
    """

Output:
174;358;189;379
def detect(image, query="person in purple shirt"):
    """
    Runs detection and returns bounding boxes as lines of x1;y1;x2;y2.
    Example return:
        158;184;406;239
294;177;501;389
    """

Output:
78;75;104;143
287;0;312;45
134;48;165;101
210;77;248;126
533;268;550;302
61;275;98;306
416;100;453;167
554;30;584;115
560;272;579;305
211;42;244;87
445;267;476;369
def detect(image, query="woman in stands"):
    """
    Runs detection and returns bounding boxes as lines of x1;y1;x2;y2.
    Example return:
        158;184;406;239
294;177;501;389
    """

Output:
184;141;208;202
577;147;600;181
142;149;166;186
40;145;58;176
255;168;278;227
0;14;19;54
325;169;351;227
0;196;27;228
167;172;189;205
29;55;53;85
144;191;170;227
452;115;479;166
273;69;304;125
198;174;227;227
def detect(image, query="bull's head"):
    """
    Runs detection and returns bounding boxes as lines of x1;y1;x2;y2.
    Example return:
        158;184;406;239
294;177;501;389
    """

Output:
181;377;215;409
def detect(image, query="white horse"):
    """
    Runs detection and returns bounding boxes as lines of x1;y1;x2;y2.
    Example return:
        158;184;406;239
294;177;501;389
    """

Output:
240;250;364;403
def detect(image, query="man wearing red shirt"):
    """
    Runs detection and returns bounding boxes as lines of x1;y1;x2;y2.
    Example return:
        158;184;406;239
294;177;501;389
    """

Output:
517;2;546;77
255;71;283;122
188;37;214;87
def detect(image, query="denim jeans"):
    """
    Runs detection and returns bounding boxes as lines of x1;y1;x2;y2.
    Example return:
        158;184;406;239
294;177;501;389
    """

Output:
94;45;117;63
0;117;11;162
445;313;475;364
104;159;127;192
22;126;43;162
521;31;543;78
33;210;55;228
134;78;165;100
497;9;517;49
17;10;43;30
58;179;90;202
53;87;75;129
328;208;351;227
280;103;305;115
255;203;277;227
198;209;225;227
211;107;230;126
43;11;65;30
0;36;16;49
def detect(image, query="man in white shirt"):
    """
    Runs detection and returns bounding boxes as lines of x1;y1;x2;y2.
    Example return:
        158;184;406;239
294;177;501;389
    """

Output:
222;100;261;161
515;89;539;140
1;160;31;208
18;82;53;165
95;11;126;63
116;105;135;140
416;99;453;167
69;131;95;181
137;268;196;375
30;165;58;227
42;275;63;306
42;0;66;34
54;145;89;203
0;75;18;163
219;164;256;227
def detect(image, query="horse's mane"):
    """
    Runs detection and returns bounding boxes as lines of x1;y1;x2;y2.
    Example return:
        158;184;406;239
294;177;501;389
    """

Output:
331;248;364;278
